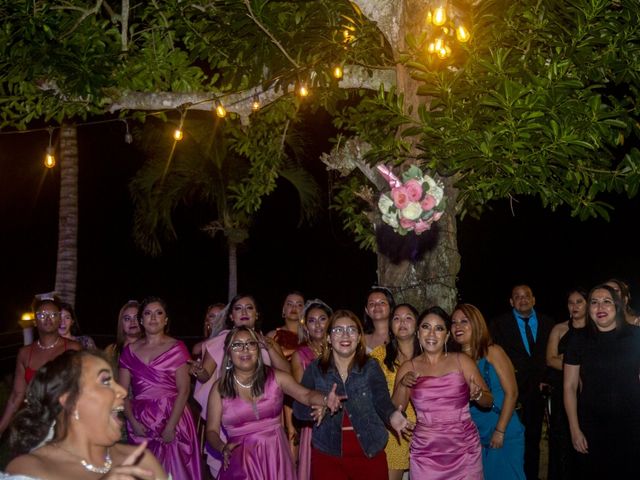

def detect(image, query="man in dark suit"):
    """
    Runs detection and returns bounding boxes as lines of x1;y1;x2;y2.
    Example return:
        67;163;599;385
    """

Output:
490;284;554;480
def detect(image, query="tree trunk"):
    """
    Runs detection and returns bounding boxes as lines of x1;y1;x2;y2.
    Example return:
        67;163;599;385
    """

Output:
54;123;79;307
377;0;461;312
227;240;238;301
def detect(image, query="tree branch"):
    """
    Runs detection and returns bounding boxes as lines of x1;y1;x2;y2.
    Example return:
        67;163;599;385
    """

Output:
243;0;300;69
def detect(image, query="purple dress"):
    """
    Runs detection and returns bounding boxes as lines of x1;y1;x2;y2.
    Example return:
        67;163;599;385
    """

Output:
219;368;295;480
410;371;482;480
119;341;202;480
295;345;317;480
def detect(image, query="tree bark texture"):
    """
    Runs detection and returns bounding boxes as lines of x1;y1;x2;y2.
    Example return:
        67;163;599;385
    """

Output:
376;0;462;313
54;123;79;307
227;240;238;301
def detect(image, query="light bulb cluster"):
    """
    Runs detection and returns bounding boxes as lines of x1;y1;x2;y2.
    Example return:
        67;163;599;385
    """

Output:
425;2;471;60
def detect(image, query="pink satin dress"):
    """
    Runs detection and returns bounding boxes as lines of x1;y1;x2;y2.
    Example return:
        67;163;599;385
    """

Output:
119;341;201;480
219;368;295;480
295;345;317;480
410;370;483;480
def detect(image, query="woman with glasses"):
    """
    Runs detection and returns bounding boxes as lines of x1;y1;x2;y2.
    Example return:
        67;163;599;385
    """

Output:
206;326;343;479
393;306;493;479
190;294;289;478
118;296;201;480
370;303;420;480
294;310;412;479
563;284;640;478
0;296;80;436
105;300;143;369
363;287;396;352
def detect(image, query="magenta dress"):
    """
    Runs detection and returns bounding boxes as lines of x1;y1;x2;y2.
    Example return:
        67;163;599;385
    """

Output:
219;368;295;480
295;345;317;480
410;371;483;480
119;341;202;480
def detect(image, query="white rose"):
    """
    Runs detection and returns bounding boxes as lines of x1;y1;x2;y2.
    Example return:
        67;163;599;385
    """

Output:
382;212;399;228
424;175;444;205
378;194;394;215
401;202;422;220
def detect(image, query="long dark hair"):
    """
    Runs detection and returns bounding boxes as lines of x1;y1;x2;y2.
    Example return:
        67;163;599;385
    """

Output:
8;350;112;456
224;294;261;331
384;303;420;372
59;302;82;336
363;287;396;334
319;310;367;374
218;327;268;399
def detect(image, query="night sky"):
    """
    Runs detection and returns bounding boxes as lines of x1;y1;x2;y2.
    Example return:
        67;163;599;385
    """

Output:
1;115;639;355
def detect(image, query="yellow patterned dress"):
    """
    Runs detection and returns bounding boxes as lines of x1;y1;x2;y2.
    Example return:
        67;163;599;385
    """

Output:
370;345;416;471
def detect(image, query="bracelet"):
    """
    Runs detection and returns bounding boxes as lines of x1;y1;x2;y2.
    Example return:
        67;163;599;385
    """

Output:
472;389;483;402
495;428;505;434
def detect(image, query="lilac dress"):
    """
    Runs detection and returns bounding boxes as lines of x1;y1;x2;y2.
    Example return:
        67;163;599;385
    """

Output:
410;370;483;480
220;368;295;480
295;345;317;480
119;341;201;480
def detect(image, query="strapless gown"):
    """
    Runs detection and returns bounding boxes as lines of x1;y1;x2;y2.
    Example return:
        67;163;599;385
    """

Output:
219;368;295;479
410;371;483;480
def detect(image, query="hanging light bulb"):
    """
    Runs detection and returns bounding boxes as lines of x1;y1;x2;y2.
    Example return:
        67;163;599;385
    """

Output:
434;38;444;52
44;127;56;168
44;146;56;168
456;24;470;43
173;128;184;141
251;95;260;112
432;5;447;26
437;42;450;59
427;42;436;54
333;65;343;79
215;101;227;118
298;84;309;98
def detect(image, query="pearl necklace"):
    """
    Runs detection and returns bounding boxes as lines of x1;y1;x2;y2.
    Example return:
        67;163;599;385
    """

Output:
233;374;254;389
37;337;60;350
53;444;112;474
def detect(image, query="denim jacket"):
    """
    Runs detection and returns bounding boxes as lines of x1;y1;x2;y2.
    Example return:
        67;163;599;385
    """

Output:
293;357;396;458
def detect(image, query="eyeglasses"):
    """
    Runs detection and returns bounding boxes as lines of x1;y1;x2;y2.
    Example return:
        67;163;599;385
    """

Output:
230;341;260;352
36;311;61;321
330;326;359;336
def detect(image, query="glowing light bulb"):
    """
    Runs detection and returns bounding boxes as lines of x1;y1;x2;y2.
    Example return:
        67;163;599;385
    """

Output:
456;25;470;43
432;6;446;26
437;45;450;59
298;85;309;97
215;103;227;118
333;66;343;79
434;38;444;51
173;128;184;141
427;42;436;54
251;96;260;111
44;146;55;168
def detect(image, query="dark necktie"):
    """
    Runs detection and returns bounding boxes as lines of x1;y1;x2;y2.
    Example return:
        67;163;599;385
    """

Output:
522;316;535;355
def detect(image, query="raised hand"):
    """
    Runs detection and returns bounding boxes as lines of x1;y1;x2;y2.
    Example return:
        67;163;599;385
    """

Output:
100;441;155;480
325;383;347;414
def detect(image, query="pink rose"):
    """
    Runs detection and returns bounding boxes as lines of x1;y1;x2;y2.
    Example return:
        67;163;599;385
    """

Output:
404;179;423;202
421;194;436;211
391;186;410;209
414;220;431;234
399;217;416;230
433;211;443;222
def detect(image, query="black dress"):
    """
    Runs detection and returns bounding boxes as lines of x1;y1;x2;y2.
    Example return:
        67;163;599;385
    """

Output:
564;324;640;478
547;323;583;480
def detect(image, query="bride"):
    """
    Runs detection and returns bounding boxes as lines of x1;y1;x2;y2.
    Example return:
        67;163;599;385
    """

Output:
4;350;167;480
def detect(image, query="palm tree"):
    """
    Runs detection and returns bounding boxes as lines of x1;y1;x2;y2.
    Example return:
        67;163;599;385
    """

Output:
130;110;320;300
54;123;79;306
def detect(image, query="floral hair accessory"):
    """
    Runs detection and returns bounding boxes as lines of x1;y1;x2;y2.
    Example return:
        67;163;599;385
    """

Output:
376;164;445;235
